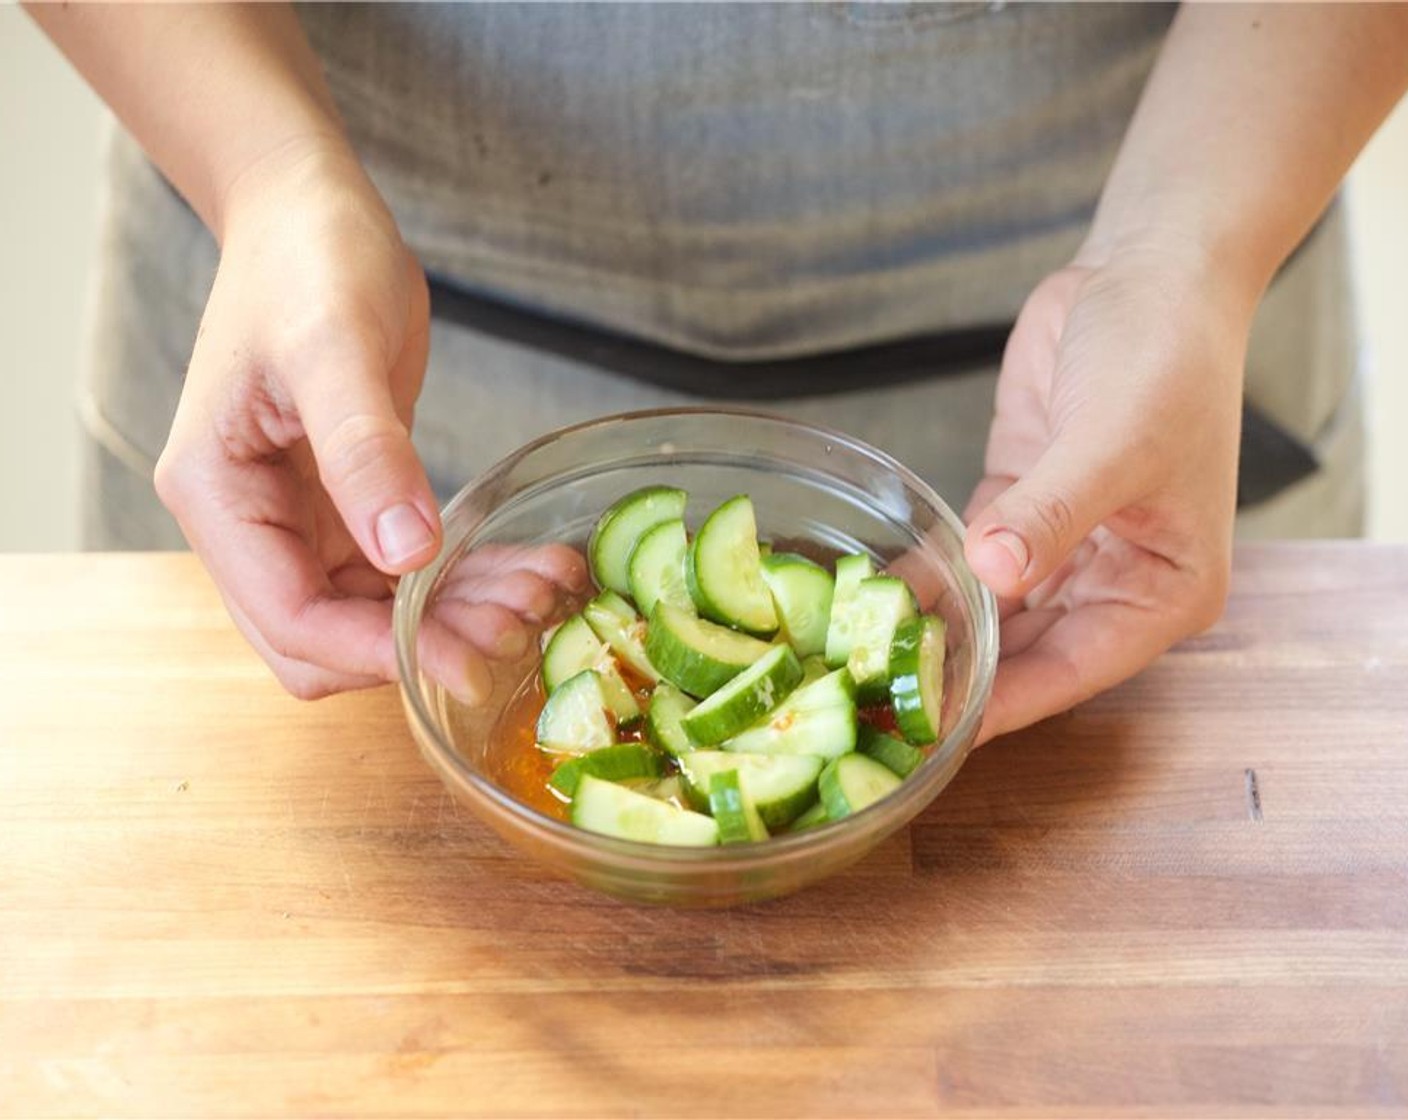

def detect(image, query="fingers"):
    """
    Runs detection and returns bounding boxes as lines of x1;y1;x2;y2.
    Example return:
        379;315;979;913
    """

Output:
976;598;1185;744
222;590;388;700
288;317;442;577
964;429;1156;603
159;447;402;681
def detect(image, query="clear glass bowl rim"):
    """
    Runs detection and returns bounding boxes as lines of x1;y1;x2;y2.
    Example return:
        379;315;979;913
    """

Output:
394;406;999;871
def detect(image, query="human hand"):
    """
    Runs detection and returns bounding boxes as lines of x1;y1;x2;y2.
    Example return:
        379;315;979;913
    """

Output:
154;141;578;699
963;246;1257;743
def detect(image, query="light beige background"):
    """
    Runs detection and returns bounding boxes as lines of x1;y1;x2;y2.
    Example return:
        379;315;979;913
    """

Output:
2;8;1405;551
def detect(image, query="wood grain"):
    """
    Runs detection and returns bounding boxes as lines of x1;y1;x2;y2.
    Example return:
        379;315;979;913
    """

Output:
1;547;1405;1118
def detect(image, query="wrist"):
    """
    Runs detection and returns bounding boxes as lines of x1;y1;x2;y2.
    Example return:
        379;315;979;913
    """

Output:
1072;207;1271;327
214;129;369;246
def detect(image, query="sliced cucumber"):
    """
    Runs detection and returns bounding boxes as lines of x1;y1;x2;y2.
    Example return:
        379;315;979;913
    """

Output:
761;552;835;659
889;613;947;745
708;769;769;845
680;643;803;747
845;576;919;705
588;486;688;598
535;670;617;754
677;749;824;829
571;775;719;846
722;668;857;760
799;654;830;685
548;742;664;798
857;723;925;778
686;495;778;636
819;753;903;820
645;602;774;698
789;800;830;832
628;518;694;619
540;613;641;725
823;552;877;668
644;680;697;757
583;591;662;684
628;774;686;806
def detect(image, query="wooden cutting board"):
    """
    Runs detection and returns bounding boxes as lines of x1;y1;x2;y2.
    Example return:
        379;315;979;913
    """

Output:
1;546;1405;1117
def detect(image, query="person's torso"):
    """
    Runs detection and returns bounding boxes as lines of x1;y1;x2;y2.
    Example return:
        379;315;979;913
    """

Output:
299;2;1175;358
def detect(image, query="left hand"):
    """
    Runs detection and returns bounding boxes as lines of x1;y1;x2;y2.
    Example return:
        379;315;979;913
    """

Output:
964;244;1258;743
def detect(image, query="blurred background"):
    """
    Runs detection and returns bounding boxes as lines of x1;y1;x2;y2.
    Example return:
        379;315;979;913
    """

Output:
3;9;1405;552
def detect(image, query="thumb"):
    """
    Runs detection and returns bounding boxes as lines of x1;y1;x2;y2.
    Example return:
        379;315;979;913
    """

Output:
292;334;441;576
964;437;1146;600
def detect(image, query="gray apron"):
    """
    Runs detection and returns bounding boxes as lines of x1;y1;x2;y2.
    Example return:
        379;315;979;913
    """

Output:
78;2;1361;549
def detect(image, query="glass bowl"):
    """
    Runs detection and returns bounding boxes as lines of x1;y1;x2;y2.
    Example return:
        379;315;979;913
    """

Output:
394;408;997;907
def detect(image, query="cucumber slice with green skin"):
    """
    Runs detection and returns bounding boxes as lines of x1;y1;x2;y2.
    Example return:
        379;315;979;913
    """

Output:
540;614;641;726
722;668;858;760
645;602;775;698
789;799;830;832
819;753;903;820
588;486;688;599
677;749;824;829
680;644;803;747
845;576;919;705
628;774;686;806
548;743;665;798
889;614;947;745
799;654;830;685
857;723;925;778
708;769;770;845
824;552;877;668
535;670;617;754
644;681;697;757
571;775;719;847
583;591;663;684
761;552;835;659
686;495;778;636
628;518;694;620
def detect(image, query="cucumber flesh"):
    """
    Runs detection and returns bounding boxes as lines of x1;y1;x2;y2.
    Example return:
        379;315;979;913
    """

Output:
686;495;778;636
628;774;687;807
584;591;663;684
548;743;664;798
857;723;926;778
571;775;719;846
644;681;697;757
845;576;918;705
540;613;640;725
708;769;770;845
761;552;835;659
824;552;877;668
628;518;694;619
535;670;617;754
645;602;775;698
588;486;688;599
819;753;903;820
722;668;857;760
680;643;803;747
799;654;830;685
678;749;824;829
889;614;947;746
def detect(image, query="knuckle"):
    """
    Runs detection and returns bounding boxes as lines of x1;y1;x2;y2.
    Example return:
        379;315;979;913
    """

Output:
152;446;189;512
277;667;337;702
317;413;409;488
1025;488;1078;552
1186;564;1231;634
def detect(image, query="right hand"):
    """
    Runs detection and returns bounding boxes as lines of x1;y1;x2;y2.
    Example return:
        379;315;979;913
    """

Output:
156;140;581;700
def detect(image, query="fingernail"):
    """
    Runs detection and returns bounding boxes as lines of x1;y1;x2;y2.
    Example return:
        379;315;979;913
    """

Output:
457;652;493;707
494;627;529;660
375;503;435;568
974;529;1029;584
